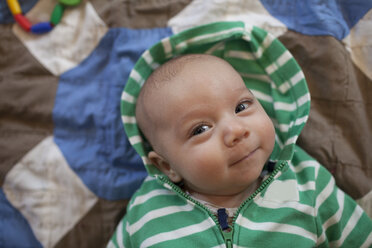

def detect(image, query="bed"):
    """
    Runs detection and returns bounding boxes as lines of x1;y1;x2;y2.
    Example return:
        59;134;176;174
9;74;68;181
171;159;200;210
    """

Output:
1;0;371;247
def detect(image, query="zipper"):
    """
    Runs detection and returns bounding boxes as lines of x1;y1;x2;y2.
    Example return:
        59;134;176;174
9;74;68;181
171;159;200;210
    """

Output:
218;208;234;248
157;160;287;248
232;161;287;224
157;176;220;224
222;228;234;248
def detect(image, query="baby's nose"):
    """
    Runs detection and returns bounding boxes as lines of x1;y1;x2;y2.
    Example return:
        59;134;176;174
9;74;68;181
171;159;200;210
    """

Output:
223;120;249;147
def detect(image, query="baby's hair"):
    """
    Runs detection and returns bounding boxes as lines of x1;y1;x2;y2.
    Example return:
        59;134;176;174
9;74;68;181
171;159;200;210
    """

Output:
143;54;209;93
138;54;231;106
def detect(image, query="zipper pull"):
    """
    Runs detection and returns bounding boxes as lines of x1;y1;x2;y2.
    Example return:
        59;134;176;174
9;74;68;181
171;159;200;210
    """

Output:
218;208;234;247
217;208;229;231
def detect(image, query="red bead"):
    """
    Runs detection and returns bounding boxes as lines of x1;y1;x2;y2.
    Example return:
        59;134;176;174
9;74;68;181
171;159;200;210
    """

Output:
14;14;31;32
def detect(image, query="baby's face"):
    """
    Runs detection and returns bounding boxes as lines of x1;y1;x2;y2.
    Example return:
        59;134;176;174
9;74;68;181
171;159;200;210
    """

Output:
149;58;275;200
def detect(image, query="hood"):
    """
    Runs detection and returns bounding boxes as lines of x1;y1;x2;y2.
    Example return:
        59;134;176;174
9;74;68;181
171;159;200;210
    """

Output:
121;21;310;177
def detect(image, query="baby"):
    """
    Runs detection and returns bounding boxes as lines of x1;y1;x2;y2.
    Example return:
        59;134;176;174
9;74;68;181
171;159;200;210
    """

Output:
109;54;372;247
136;54;275;210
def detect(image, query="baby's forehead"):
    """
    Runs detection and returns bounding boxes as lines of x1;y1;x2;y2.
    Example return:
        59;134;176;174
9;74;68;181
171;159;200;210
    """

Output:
150;55;218;83
142;55;245;103
153;56;236;93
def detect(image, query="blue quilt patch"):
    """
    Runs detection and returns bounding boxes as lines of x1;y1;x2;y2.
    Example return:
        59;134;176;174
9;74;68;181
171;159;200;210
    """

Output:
0;189;42;248
53;27;173;200
260;0;372;40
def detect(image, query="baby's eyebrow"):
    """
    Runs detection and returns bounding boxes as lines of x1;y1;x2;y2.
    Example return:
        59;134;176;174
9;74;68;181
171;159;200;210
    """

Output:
231;86;254;96
177;104;212;125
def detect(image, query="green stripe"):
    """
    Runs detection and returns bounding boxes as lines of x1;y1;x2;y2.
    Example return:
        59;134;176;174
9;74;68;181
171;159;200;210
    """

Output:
226;57;266;75
343;212;372;247
236;229;316;247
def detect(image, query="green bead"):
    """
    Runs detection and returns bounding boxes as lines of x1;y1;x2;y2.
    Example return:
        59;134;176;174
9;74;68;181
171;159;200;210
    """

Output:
50;3;65;26
59;0;82;6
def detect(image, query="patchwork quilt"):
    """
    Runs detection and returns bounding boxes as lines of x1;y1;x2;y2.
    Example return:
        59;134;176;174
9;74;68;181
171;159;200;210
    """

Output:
1;0;371;247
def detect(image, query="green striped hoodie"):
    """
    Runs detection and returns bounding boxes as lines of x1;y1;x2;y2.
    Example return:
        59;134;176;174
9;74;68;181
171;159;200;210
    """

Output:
108;22;372;248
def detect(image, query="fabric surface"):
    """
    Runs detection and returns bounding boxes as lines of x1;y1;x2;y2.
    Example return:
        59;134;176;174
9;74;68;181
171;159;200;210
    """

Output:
111;21;372;247
278;31;372;200
1;1;372;247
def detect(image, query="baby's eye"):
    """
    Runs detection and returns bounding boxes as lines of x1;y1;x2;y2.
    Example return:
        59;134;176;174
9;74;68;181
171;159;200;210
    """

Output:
235;101;251;113
191;125;210;136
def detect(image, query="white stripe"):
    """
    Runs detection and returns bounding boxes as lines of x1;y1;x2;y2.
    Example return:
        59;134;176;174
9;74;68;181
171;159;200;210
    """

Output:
361;232;372;248
121;115;136;124
144;176;156;182
240;72;272;83
278;81;291;94
161;37;172;57
315;177;335;210
129;135;142;145
175;27;245;50
242;25;253;40
277;50;292;66
142;50;159;69
298;181;315;191
128;204;194;235
294;115;308;126
250;89;273;103
129;69;145;86
210;245;226;248
297;93;310;107
278;115;308;132
107;240;117;248
253;33;273;58
239;216;317;242
274;93;310;112
329;205;365;247
226;50;255;60
282;70;305;93
255;197;315;217
141;156;151;166
140;219;215;248
205;41;225;55
266;50;292;75
275;133;284;149
291;160;320;174
274;101;296;111
315;161;320;179
115;220;125;248
121;91;135;104
323;189;345;229
266;62;279;75
291;70;305;85
285;135;298;145
130;189;175;209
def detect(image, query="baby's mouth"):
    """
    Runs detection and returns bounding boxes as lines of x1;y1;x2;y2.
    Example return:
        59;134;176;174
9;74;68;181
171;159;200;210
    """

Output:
230;148;259;167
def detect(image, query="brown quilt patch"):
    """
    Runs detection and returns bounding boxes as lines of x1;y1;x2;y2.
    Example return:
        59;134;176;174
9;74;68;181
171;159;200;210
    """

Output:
55;198;129;248
279;30;372;199
91;0;192;28
0;24;57;186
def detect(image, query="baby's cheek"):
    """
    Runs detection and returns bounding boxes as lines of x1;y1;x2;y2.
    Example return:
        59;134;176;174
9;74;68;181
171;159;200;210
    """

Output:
261;116;276;148
193;154;222;173
268;122;276;150
187;140;224;173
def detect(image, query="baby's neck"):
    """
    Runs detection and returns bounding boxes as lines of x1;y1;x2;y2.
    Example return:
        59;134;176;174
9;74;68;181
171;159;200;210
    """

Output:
186;178;262;209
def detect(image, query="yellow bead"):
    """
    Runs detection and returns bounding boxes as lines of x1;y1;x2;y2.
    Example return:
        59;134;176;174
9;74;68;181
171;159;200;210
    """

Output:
6;0;22;15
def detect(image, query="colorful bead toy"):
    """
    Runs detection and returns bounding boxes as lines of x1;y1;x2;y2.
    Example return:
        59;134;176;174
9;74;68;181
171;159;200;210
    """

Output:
6;0;82;34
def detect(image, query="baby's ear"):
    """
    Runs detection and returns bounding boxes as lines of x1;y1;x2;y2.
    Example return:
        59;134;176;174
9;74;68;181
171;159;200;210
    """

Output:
148;151;182;183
